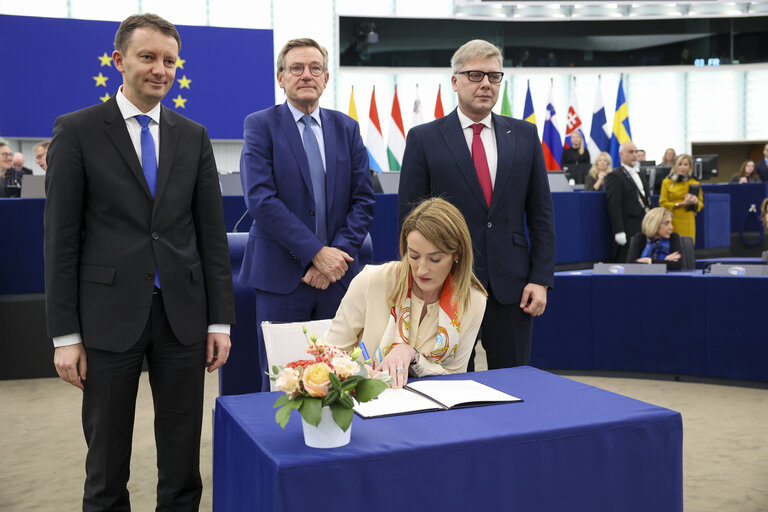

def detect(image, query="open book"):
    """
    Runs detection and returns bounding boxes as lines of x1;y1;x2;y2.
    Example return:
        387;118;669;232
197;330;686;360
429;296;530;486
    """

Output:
353;379;522;419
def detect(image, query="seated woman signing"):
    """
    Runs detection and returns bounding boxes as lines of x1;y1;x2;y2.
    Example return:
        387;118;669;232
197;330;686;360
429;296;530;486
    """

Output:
323;198;487;388
627;207;683;270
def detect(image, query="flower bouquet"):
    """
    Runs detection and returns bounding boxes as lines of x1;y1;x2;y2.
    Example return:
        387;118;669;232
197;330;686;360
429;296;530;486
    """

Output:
269;327;391;434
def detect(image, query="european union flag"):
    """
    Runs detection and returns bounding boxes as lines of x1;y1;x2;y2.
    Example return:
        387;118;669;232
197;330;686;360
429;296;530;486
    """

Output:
609;77;632;165
0;15;274;139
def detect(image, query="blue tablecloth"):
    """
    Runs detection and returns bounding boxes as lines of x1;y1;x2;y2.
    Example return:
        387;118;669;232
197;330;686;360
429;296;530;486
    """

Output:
532;271;768;381
213;366;682;512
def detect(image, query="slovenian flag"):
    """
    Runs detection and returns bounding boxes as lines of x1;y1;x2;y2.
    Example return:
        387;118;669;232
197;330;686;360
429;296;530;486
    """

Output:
366;87;388;173
542;84;563;171
563;79;587;152
387;86;405;171
523;80;536;126
434;84;445;119
609;76;632;166
589;78;611;157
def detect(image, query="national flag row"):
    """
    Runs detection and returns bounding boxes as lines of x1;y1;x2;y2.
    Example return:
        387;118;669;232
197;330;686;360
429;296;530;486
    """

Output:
351;78;632;173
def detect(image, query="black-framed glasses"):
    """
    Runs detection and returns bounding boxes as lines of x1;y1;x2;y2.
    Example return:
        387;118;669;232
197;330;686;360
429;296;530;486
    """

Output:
456;70;504;83
288;64;325;77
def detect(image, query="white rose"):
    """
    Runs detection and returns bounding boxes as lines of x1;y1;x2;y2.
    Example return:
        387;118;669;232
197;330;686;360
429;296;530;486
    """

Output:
331;356;361;380
275;367;301;398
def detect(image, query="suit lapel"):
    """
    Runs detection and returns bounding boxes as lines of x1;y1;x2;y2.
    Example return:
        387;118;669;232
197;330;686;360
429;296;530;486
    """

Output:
154;105;179;208
320;108;336;215
440;109;488;210
490;113;514;215
102;97;153;200
277;102;313;197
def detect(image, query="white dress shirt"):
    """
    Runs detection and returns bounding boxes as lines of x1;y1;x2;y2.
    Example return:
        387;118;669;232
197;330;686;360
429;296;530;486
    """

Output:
622;163;646;196
457;109;498;188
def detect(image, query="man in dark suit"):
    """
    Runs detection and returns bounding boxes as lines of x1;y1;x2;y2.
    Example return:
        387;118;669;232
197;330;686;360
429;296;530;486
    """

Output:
45;14;235;511
755;143;768;182
239;38;374;390
604;141;652;263
398;39;555;370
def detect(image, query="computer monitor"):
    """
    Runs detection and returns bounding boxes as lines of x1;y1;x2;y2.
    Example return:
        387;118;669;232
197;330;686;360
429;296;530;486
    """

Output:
647;166;672;195
692;154;718;181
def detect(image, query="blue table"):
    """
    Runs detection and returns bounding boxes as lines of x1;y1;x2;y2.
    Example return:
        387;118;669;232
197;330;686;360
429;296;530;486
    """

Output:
213;366;682;512
532;270;768;381
701;182;768;233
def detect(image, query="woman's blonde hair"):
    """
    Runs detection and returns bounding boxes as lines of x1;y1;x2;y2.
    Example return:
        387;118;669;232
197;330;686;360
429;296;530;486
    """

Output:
669;153;693;177
641;207;672;238
391;198;486;315
569;131;585;156
661;147;677;165
588;152;613;180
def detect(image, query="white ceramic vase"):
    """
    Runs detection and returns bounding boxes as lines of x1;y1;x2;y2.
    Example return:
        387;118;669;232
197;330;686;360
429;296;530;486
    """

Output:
300;406;351;448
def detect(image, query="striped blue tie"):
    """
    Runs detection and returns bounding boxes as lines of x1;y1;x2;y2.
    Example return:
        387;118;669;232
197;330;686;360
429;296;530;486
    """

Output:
135;115;160;288
301;114;327;243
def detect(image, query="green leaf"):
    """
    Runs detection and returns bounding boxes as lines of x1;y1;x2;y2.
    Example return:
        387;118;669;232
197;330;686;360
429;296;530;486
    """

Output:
272;365;279;374
330;402;354;431
341;375;362;391
355;379;388;402
273;394;291;408
321;389;339;407
329;372;342;392
275;406;292;429
338;393;355;409
299;397;322;427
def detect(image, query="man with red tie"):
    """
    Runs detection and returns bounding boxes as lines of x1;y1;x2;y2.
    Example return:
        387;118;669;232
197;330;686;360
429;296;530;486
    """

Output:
398;39;555;370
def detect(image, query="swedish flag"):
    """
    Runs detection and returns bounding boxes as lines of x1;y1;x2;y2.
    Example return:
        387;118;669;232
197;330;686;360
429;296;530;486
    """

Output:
609;77;632;165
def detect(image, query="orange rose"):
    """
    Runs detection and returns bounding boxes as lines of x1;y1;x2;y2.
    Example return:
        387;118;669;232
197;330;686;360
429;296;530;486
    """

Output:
302;362;331;397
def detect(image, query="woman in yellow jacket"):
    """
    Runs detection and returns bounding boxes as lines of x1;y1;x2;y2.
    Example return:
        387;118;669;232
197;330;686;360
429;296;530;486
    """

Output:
659;154;704;242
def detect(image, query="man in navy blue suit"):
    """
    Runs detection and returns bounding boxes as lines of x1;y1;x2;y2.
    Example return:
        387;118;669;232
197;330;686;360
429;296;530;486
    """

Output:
239;38;374;390
756;143;768;182
398;39;555;370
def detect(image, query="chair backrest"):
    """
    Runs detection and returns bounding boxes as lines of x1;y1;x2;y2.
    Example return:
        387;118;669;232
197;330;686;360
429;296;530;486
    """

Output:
680;236;695;270
261;319;333;391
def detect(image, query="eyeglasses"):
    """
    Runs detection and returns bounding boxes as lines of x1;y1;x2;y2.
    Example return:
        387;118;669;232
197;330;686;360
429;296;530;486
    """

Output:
456;70;504;83
287;64;325;77
0;152;12;158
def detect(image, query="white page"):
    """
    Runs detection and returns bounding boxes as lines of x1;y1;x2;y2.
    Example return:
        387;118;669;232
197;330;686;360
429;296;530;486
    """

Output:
353;388;443;418
406;380;521;409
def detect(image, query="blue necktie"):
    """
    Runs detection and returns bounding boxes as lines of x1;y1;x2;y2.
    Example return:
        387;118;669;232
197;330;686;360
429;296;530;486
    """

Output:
135;115;161;288
135;115;157;198
301;114;327;243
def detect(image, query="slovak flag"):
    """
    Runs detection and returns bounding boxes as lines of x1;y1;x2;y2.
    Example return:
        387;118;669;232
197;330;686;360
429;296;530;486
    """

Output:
563;81;587;152
542;84;563;171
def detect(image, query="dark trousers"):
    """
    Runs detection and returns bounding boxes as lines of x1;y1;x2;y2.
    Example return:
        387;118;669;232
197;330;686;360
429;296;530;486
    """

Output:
255;281;346;391
82;294;206;512
468;284;533;371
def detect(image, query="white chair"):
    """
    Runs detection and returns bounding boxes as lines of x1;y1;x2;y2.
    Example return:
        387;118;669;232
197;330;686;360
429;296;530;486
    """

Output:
261;319;333;391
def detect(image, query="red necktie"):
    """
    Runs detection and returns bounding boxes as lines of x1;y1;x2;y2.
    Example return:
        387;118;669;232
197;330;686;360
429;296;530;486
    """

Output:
471;123;493;207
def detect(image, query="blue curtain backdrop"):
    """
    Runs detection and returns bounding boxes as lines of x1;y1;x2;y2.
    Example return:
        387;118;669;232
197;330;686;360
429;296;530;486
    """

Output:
0;15;274;139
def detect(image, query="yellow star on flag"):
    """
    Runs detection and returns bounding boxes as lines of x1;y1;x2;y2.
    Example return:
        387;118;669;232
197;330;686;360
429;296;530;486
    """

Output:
172;94;187;109
176;56;186;69
98;53;113;67
99;93;111;103
93;72;109;87
177;75;192;89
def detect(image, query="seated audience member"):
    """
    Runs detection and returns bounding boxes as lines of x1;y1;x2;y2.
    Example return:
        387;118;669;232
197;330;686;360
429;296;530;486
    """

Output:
561;131;590;165
0;142;23;198
729;160;760;183
627;207;683;270
34;141;51;172
584;152;612;191
324;198;487;388
12;152;34;175
660;147;677;167
637;149;647;161
659;153;704;243
756;143;768;182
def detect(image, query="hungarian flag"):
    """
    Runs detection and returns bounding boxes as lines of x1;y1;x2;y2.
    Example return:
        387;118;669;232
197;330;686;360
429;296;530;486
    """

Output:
387;86;405;171
366;87;388;173
541;84;563;171
434;84;445;119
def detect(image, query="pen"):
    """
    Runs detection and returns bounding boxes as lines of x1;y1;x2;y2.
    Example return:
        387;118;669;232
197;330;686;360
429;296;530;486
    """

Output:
359;342;370;362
